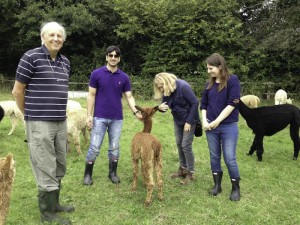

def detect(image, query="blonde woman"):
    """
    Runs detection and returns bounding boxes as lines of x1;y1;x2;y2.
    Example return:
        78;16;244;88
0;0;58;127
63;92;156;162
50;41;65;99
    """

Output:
154;72;200;184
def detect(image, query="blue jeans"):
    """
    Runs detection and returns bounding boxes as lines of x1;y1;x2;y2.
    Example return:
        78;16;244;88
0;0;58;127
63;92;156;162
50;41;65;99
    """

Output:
86;117;123;162
205;122;240;179
174;122;196;172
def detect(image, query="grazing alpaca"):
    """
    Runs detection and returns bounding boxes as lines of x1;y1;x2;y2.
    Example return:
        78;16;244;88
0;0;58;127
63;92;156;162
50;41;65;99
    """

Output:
67;108;89;155
0;153;16;225
131;105;163;206
237;99;300;161
240;95;260;108
274;89;287;105
0;101;24;135
274;89;293;105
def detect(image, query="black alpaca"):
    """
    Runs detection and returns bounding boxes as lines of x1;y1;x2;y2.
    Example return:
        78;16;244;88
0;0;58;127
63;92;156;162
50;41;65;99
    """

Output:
0;105;4;122
238;99;300;161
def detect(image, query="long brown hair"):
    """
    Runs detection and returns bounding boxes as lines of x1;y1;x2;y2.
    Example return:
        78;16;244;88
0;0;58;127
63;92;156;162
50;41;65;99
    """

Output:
206;53;230;91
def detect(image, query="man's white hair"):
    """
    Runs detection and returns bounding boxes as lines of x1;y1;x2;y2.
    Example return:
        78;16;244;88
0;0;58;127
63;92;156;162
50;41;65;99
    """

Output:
40;21;66;45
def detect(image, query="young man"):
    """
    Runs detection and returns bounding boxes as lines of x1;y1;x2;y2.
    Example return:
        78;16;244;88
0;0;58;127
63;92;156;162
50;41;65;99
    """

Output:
83;46;142;185
12;22;74;224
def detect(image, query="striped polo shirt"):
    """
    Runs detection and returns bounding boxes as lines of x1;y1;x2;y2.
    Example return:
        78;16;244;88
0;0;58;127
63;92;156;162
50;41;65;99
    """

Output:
15;45;70;121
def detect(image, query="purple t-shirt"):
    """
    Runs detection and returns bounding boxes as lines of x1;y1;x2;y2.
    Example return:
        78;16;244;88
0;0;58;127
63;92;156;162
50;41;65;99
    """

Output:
200;74;240;124
89;66;131;120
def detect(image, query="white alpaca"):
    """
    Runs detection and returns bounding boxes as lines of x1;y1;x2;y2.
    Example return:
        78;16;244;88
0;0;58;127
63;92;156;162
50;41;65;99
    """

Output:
66;100;82;113
274;89;287;105
67;108;89;155
0;101;24;135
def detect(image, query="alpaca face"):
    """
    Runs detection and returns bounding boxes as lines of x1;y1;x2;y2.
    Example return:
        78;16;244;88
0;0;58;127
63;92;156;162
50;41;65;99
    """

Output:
135;106;159;121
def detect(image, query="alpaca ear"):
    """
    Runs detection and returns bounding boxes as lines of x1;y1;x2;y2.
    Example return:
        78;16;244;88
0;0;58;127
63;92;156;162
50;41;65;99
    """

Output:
135;105;143;112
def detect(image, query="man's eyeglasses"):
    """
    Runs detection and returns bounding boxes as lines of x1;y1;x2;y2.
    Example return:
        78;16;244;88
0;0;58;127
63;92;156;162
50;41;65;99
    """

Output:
108;54;120;58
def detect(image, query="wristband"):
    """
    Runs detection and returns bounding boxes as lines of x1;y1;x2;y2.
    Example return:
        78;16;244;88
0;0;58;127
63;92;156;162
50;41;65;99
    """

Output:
133;111;139;116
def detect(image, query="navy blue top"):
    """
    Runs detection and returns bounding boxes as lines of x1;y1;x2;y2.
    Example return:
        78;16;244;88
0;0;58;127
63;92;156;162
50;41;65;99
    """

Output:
89;66;131;120
15;45;70;121
200;74;240;124
162;79;199;125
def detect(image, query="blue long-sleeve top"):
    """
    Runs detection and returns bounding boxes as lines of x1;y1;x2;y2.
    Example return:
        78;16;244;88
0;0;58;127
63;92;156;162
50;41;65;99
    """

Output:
162;79;199;125
200;74;240;124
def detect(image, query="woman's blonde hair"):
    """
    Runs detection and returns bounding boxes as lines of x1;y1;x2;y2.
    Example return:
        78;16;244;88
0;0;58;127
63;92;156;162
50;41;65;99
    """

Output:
153;72;177;99
206;53;230;91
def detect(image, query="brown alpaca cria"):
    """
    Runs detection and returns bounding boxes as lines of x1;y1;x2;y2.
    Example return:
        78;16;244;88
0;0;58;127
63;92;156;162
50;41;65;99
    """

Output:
131;105;163;206
0;153;16;225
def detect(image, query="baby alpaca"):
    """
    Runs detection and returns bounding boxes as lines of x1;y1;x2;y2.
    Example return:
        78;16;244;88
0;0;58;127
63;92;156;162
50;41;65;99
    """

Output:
0;101;24;135
67;108;89;155
240;95;260;108
238;99;300;161
131;105;163;206
0;153;16;225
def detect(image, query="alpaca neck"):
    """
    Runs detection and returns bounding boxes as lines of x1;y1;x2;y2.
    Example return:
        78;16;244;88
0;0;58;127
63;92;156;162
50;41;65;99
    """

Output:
239;100;252;118
142;119;152;133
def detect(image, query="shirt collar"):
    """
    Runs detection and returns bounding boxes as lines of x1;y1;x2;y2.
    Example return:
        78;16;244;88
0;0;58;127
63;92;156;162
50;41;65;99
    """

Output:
41;44;62;60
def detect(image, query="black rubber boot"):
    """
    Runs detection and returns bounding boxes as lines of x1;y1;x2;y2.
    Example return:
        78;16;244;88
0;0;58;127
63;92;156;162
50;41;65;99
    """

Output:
55;181;75;213
230;178;240;201
38;191;71;224
209;171;223;196
108;159;120;183
83;162;94;185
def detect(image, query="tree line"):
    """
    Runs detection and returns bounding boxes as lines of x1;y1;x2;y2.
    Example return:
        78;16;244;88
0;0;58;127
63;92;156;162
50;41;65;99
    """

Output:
0;0;299;94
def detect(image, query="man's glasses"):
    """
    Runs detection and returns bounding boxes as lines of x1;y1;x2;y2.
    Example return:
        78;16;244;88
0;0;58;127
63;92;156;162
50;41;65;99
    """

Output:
108;54;120;58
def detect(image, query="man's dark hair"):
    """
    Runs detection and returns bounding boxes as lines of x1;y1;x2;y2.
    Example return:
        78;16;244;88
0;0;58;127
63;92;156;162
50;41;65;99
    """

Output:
106;46;121;56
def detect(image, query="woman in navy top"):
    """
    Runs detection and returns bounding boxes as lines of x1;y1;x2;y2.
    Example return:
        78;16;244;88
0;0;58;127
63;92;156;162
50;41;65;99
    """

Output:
200;53;241;201
154;72;200;184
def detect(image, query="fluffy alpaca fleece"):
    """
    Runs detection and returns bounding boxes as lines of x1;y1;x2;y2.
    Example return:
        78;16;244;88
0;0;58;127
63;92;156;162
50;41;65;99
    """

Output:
237;99;300;161
274;89;287;105
67;108;89;155
240;95;260;108
274;89;293;105
0;154;16;225
131;105;163;206
67;99;82;113
0;101;24;135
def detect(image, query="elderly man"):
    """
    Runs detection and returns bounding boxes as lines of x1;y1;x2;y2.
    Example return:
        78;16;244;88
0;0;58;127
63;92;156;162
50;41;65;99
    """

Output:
12;21;74;224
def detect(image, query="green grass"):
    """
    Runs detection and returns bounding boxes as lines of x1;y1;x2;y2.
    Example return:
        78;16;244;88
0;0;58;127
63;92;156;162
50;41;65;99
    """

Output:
1;94;300;225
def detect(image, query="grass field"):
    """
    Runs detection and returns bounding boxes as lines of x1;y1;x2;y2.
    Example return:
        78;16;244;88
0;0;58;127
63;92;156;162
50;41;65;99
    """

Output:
1;94;300;225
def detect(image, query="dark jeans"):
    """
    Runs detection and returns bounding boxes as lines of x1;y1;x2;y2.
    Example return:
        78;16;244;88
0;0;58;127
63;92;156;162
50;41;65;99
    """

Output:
174;122;196;172
205;122;240;179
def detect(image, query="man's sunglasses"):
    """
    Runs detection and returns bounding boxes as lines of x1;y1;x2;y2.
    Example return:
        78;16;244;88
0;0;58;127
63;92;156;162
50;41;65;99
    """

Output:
108;54;120;58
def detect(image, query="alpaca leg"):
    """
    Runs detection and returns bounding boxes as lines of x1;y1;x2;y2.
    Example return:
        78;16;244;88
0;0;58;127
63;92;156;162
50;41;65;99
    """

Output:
143;161;154;206
81;128;88;145
67;133;72;153
131;158;139;192
248;136;257;156
155;149;163;201
8;114;17;135
290;124;300;160
255;135;264;161
73;129;82;155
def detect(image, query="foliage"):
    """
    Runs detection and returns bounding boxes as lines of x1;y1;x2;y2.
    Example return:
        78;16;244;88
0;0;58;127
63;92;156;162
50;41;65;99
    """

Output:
0;0;299;94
